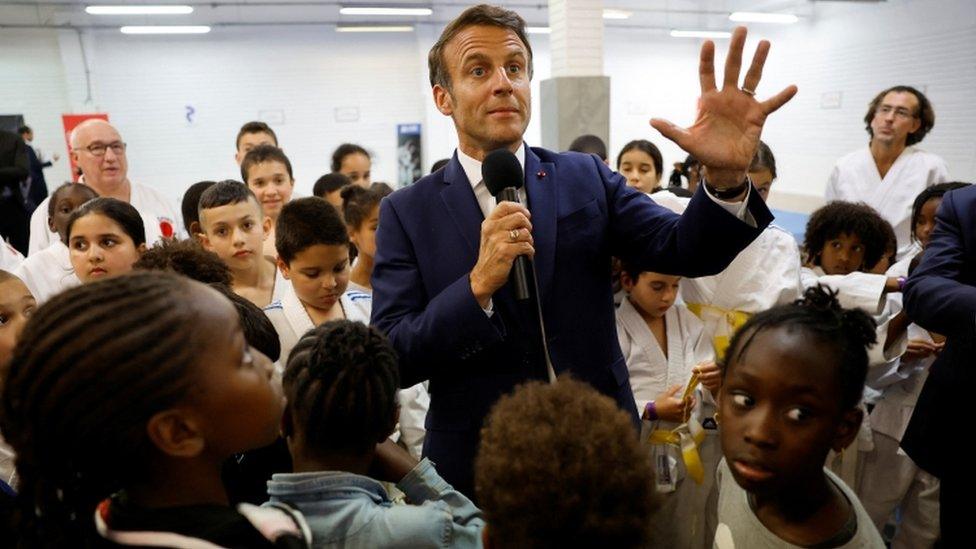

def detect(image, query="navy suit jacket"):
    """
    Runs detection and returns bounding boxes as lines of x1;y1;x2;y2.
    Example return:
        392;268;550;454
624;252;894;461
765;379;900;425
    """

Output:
371;147;772;495
903;185;976;479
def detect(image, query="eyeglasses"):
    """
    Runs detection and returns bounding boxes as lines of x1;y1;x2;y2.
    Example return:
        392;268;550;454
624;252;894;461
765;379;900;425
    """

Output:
877;105;917;120
77;141;127;156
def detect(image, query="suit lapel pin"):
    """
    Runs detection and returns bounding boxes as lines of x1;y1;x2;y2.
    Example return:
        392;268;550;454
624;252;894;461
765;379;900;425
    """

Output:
536;170;547;179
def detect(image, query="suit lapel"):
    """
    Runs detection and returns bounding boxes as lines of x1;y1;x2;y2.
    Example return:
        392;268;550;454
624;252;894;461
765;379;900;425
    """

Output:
524;148;556;302
439;153;483;258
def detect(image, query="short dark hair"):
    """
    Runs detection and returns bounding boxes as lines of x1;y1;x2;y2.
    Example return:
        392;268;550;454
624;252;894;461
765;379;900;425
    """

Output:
312;173;352;198
235;121;277;150
568;134;608;161
241;144;293;183
275;197;349;264
67;197;146;247
133;238;232;287
803;201;889;270
198;180;259;223
214;284;281;363
17;125;31;136
749;141;777;179
476;378;656;548
283;320;399;455
330;143;370;173
341;183;392;230
864;85;935;146
180;180;217;235
616;139;663;180
723;286;877;410
428;4;533;90
47;182;97;217
910;182;971;242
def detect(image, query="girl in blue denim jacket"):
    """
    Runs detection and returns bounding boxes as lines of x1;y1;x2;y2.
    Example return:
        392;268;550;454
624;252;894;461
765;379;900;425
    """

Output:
268;320;485;548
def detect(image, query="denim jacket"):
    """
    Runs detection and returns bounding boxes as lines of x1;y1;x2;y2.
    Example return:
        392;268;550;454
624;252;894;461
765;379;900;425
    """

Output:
266;458;484;548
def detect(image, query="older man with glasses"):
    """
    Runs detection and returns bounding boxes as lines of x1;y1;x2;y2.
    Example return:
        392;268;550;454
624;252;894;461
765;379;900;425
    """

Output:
27;119;181;255
825;85;948;260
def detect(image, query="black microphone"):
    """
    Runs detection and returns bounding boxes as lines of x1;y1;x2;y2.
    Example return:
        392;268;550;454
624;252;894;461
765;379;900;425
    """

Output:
482;148;532;301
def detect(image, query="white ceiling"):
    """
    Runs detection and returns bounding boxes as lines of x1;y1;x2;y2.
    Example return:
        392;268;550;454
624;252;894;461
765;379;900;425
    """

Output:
0;0;827;31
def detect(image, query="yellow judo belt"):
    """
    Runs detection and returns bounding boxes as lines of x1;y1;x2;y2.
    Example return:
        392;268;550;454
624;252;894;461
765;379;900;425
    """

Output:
646;372;707;484
686;302;752;360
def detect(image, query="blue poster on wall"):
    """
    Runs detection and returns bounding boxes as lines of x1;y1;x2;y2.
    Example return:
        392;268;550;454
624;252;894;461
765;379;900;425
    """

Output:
397;123;422;187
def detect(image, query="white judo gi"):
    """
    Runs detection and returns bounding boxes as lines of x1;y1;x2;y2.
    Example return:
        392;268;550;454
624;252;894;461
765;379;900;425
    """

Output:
617;298;717;548
0;238;23;272
13;241;79;305
28;181;182;255
825;146;947;259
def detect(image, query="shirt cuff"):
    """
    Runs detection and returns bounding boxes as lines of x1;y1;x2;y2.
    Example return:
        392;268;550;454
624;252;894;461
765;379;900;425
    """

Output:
397;458;451;502
702;180;757;228
482;298;494;317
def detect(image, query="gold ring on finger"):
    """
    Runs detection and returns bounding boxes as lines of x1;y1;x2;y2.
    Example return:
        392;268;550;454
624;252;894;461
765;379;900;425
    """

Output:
741;87;756;96
509;229;519;242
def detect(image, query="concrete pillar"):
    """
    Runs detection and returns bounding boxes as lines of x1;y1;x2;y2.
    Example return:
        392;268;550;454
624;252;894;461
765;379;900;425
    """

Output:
540;0;610;152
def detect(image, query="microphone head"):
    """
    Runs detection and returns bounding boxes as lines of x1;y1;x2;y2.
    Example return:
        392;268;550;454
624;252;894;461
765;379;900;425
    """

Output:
482;148;524;197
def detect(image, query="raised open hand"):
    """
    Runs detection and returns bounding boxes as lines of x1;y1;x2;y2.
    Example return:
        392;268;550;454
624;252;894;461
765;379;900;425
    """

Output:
651;26;797;188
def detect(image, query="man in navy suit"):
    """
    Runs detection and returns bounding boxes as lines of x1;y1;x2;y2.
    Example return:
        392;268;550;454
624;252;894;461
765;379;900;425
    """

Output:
371;4;797;497
902;185;976;545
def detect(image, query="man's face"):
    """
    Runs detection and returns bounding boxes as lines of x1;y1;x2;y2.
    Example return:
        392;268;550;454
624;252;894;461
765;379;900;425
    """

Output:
870;91;921;147
236;132;277;165
433;25;531;159
70;122;128;191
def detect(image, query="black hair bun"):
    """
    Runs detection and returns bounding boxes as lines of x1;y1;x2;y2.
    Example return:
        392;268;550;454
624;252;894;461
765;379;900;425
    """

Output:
799;285;877;348
340;184;368;203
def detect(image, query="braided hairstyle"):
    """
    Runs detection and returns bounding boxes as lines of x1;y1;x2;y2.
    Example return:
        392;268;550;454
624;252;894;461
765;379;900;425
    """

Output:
722;285;877;409
283;320;399;456
0;272;211;547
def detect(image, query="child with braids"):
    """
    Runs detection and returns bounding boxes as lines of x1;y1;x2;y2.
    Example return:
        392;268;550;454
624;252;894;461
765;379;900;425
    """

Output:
0;272;309;547
713;286;884;548
267;320;484;548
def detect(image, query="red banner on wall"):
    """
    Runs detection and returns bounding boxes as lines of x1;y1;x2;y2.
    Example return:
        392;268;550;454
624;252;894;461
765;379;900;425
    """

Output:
62;113;109;182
